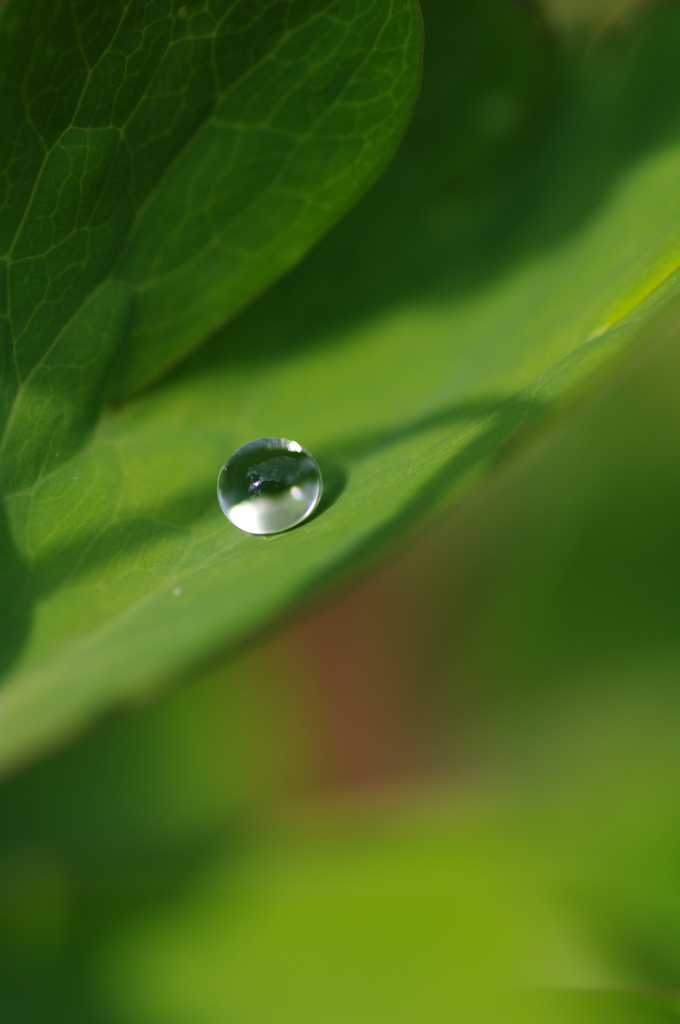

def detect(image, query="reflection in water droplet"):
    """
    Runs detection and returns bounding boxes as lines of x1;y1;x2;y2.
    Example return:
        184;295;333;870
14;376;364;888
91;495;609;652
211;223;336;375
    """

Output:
217;438;322;535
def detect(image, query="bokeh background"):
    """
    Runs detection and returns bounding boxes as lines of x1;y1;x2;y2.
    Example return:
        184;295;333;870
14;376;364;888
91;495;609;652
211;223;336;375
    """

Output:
4;0;680;1021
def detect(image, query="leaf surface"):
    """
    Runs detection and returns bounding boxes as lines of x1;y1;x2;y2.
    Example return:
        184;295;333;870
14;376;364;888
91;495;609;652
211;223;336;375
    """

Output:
3;0;680;772
0;0;421;765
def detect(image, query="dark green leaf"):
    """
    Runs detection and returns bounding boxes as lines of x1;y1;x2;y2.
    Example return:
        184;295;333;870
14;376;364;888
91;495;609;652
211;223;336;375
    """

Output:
0;0;422;483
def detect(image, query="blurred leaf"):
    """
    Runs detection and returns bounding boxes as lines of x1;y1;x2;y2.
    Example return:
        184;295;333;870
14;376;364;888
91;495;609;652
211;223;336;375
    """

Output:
537;0;656;30
0;650;312;1021
4;0;680;773
93;808;680;1024
95;818;550;1024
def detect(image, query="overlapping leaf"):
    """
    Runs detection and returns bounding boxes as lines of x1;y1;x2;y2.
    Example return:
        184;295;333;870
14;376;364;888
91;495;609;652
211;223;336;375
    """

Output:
0;0;421;481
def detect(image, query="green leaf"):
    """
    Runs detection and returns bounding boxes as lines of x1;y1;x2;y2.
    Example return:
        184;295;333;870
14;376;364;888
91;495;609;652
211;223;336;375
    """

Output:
3;0;680;773
0;0;422;761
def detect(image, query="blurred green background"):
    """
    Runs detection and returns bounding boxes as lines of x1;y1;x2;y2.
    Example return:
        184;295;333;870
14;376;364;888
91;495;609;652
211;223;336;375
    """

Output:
4;0;680;1021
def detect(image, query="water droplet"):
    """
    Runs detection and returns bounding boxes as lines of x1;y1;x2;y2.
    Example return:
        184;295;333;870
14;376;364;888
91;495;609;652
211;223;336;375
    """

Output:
172;586;183;597
218;437;322;535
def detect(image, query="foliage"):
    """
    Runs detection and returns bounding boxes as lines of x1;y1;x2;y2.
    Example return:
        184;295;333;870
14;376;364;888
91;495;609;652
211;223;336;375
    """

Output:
2;0;680;772
4;1;680;1021
3;0;680;774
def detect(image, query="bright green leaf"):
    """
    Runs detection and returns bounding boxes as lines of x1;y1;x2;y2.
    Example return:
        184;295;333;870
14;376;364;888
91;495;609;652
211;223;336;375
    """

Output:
3;0;680;773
